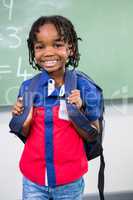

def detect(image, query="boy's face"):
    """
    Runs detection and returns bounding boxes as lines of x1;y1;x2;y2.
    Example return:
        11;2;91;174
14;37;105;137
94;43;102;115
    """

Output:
34;23;71;74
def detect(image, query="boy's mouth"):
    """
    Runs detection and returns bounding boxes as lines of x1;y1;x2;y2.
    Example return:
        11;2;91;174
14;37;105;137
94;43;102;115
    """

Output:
41;60;58;67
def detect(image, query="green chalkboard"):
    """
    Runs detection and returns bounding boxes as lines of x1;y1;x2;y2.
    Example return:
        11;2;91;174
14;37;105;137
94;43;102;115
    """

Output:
0;0;132;106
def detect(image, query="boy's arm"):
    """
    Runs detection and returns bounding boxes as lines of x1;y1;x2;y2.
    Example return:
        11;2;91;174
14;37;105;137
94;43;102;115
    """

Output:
72;119;100;142
90;119;100;132
22;107;33;137
67;89;100;141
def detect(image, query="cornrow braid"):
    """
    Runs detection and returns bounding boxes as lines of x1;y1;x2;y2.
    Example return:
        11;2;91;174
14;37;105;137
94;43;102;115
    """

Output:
27;15;82;70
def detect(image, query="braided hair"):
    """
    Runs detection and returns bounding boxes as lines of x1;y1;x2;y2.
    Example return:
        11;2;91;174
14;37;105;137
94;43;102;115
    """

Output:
27;15;81;70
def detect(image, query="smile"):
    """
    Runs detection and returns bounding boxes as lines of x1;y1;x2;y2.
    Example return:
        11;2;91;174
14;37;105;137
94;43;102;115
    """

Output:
41;60;58;67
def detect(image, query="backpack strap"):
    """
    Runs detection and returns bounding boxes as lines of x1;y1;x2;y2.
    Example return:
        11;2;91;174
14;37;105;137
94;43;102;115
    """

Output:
65;69;99;141
98;152;105;200
9;73;41;143
65;69;105;200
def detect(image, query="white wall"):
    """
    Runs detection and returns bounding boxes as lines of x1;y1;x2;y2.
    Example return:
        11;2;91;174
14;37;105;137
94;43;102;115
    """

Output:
84;102;133;194
0;103;133;200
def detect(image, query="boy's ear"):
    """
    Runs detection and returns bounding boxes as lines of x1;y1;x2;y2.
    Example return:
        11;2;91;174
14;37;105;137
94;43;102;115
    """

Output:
68;44;74;56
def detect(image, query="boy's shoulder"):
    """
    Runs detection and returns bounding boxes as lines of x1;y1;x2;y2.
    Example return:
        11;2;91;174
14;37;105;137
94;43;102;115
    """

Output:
20;73;42;88
21;78;32;87
18;73;42;97
76;70;102;92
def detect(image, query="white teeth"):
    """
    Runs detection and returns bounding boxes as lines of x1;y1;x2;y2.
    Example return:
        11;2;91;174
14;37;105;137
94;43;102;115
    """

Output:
43;60;57;66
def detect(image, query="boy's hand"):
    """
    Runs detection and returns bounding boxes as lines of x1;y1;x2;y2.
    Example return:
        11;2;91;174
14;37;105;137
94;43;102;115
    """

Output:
12;97;33;136
67;89;82;110
12;97;24;116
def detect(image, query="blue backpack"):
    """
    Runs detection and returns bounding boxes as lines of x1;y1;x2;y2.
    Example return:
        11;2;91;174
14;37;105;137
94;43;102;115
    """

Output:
9;69;105;200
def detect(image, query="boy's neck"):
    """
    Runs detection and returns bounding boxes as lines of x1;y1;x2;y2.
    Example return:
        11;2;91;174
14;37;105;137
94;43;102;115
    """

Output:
49;68;65;87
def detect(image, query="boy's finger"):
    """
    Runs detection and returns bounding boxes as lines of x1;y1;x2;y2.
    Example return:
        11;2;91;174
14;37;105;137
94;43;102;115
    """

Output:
71;89;80;92
12;110;20;115
18;97;23;101
69;90;79;95
15;105;24;112
70;93;79;97
12;108;23;115
68;94;80;100
17;97;23;103
16;97;23;107
12;108;22;116
70;91;80;97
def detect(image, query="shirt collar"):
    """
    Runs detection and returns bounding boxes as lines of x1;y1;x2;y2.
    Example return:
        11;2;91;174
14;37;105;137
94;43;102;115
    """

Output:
38;69;67;97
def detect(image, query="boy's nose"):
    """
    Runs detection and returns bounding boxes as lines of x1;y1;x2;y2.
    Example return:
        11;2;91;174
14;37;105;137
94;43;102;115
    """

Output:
43;46;55;56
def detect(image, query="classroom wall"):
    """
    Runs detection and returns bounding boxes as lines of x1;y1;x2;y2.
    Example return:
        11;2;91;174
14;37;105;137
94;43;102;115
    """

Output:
0;102;133;200
1;0;133;105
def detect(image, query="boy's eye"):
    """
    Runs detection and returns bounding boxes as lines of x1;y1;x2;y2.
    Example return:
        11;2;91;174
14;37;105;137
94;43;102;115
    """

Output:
34;44;44;50
53;42;64;48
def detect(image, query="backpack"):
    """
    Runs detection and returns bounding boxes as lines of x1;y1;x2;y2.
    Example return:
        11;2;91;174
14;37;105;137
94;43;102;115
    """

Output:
9;69;105;200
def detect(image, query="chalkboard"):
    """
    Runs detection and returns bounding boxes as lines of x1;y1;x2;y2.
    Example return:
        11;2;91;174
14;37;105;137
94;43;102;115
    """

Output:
0;0;132;106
